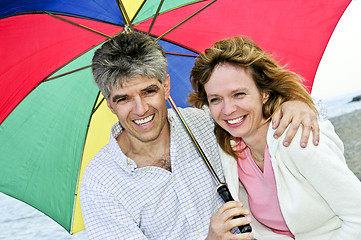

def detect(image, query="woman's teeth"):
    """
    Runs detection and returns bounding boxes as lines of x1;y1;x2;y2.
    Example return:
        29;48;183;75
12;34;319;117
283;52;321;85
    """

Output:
134;114;154;126
227;116;245;124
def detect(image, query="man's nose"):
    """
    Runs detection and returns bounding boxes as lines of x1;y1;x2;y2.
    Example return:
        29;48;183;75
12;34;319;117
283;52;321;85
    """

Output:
132;97;149;116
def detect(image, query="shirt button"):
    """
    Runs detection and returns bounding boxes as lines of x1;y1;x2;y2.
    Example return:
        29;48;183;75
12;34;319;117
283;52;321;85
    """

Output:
195;231;200;236
126;160;132;165
173;176;177;181
186;204;190;210
144;167;150;171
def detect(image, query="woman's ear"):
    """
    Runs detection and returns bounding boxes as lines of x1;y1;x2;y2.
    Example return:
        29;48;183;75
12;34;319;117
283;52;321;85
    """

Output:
262;92;270;104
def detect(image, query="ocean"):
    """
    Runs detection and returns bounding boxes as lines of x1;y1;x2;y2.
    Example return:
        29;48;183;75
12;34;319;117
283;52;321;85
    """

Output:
321;90;361;119
0;193;88;240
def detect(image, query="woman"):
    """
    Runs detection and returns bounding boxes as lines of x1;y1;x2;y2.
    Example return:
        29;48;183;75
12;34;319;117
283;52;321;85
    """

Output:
189;36;361;239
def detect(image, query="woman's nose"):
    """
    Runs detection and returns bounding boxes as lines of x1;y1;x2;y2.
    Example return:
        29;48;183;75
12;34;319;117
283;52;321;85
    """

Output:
222;99;237;116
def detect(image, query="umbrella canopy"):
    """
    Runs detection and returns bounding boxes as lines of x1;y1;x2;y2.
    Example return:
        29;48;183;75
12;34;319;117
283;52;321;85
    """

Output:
0;0;351;234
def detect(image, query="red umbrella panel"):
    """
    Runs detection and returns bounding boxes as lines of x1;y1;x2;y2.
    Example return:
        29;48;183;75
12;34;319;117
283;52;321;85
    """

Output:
133;0;351;91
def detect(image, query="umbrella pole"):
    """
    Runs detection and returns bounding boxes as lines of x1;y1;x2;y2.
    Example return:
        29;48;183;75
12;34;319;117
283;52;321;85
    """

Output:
167;96;252;234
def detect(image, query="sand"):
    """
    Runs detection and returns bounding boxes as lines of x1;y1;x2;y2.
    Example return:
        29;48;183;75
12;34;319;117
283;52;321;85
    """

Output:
329;109;361;180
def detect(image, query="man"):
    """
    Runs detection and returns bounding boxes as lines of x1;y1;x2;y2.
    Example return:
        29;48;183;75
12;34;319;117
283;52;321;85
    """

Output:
80;33;321;240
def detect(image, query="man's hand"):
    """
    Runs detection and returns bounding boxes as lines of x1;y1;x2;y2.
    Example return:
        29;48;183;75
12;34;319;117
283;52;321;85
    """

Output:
272;100;319;148
206;201;254;240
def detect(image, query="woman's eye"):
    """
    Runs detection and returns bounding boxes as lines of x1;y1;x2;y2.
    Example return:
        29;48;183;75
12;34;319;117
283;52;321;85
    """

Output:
209;98;219;104
235;92;245;97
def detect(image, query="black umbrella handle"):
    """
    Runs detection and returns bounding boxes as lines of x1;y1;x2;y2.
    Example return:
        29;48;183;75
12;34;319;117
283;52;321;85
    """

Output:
217;183;252;233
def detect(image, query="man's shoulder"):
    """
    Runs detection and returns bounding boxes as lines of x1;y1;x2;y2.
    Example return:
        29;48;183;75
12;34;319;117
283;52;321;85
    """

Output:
83;143;122;179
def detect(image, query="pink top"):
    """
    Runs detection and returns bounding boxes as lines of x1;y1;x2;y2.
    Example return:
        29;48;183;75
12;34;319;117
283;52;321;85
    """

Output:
236;139;294;238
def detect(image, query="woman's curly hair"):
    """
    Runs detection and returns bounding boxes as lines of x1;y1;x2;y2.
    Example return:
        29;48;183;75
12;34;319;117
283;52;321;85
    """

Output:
189;36;316;158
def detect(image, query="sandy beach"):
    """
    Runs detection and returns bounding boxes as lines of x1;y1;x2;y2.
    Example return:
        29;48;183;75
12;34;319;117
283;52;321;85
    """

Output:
329;109;361;180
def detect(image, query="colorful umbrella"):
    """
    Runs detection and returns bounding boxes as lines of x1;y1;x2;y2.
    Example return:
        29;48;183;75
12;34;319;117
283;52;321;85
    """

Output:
0;0;351;234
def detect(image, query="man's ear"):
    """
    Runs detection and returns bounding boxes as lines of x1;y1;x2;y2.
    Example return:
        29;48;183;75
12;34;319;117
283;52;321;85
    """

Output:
106;99;115;114
164;75;171;100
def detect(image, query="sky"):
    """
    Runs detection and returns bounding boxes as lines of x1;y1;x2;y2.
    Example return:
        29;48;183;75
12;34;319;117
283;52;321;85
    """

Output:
312;0;361;101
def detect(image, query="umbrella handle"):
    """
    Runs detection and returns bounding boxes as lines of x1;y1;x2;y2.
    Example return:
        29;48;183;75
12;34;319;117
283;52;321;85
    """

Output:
217;183;253;233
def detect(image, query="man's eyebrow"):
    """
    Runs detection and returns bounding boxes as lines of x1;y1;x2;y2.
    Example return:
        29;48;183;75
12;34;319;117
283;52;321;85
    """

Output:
111;84;160;102
112;94;127;103
141;84;160;93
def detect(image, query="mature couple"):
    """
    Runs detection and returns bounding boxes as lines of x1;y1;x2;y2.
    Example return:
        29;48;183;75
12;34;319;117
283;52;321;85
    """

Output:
80;33;361;239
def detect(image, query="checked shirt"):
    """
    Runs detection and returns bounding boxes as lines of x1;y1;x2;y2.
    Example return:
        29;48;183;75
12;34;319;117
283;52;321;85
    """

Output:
80;107;225;240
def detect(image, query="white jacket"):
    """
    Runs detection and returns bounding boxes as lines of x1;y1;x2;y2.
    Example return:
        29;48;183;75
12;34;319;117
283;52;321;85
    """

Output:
220;120;361;239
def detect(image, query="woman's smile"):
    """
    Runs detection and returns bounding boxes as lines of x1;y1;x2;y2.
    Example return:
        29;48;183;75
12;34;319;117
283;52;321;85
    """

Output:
225;115;246;126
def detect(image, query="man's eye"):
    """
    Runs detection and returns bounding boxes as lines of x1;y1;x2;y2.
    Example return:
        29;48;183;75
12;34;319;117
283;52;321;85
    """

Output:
116;97;127;103
145;89;156;95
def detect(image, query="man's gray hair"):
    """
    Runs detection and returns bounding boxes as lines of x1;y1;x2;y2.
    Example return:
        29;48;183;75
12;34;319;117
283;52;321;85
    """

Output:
92;32;168;100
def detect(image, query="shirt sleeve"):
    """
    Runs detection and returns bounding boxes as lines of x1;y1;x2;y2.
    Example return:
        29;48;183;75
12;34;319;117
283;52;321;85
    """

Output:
80;168;149;240
312;97;328;122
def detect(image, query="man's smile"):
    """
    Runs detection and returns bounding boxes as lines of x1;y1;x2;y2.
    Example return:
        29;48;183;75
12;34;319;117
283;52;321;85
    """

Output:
133;114;155;126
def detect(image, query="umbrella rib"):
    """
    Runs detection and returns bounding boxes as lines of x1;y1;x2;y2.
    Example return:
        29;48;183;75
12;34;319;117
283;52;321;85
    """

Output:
116;0;135;32
73;89;104;234
44;65;92;82
156;0;217;41
147;0;165;36
165;52;198;58
91;96;106;115
44;11;112;39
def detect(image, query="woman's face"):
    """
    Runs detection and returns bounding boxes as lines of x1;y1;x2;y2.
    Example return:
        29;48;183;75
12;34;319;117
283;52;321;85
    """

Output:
204;63;268;140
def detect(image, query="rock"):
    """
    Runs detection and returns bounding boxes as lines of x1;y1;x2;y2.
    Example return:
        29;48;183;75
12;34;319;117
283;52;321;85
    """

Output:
349;95;361;103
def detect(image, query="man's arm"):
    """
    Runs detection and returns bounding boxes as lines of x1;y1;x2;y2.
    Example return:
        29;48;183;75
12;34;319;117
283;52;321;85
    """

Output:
272;100;323;148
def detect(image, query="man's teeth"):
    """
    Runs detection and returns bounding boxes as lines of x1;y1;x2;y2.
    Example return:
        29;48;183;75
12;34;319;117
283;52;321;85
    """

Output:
134;115;154;126
227;116;245;124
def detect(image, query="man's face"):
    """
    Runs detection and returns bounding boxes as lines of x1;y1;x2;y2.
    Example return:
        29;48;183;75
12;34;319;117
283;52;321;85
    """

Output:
107;75;171;143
